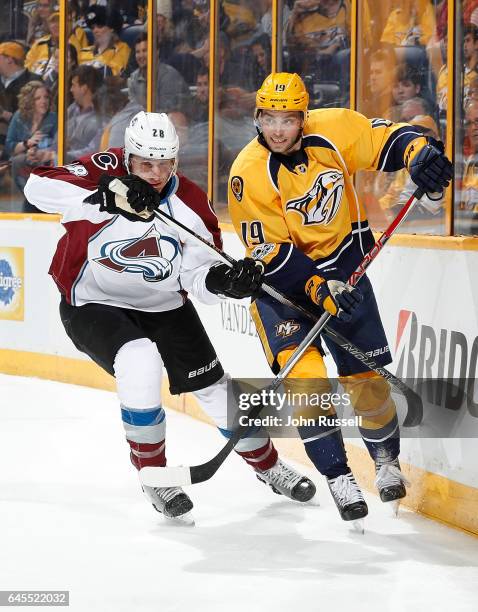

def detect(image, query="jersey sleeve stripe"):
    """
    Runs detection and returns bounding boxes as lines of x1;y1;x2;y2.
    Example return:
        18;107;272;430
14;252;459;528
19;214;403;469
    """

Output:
378;128;424;172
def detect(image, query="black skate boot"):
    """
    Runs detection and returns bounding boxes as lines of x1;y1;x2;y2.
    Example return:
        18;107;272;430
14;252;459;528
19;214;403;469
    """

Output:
143;485;194;525
256;458;317;502
327;472;368;523
375;458;409;503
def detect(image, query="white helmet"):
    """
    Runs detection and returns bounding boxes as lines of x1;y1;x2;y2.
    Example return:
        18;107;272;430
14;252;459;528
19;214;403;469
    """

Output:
124;111;179;173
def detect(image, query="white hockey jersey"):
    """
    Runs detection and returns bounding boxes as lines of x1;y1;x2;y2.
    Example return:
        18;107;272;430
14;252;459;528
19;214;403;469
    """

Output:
24;148;222;312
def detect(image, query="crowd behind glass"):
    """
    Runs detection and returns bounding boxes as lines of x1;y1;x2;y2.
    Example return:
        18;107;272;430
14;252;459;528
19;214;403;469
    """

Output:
0;0;475;235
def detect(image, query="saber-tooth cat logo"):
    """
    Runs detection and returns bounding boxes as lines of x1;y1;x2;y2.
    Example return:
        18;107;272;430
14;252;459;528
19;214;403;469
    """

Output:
395;309;478;415
286;169;344;226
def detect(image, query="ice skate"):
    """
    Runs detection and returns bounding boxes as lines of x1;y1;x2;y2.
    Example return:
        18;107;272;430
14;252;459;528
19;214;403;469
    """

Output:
256;458;317;503
143;485;195;526
327;472;368;529
375;458;409;515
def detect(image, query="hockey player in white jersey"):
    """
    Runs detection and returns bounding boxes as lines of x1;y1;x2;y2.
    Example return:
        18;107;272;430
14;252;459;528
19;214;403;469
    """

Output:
24;112;316;523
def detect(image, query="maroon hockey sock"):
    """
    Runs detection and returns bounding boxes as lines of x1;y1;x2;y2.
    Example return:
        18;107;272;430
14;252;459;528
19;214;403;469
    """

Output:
236;439;278;472
128;440;166;470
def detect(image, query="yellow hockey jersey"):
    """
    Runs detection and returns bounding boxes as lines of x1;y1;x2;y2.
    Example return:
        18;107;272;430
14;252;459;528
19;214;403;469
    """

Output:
78;40;130;76
228;107;426;294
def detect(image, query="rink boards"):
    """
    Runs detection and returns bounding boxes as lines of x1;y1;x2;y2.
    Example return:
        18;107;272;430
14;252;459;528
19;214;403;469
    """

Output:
0;215;477;535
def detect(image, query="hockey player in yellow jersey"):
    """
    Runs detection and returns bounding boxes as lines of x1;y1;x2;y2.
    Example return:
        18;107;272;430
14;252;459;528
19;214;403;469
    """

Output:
228;72;452;522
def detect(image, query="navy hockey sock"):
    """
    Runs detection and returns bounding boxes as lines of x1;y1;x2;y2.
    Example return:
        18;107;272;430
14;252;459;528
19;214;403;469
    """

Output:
359;414;400;463
298;420;350;478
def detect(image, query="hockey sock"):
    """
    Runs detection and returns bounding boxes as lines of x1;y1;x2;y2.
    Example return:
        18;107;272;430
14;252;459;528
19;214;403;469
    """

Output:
298;420;350;478
360;422;400;465
217;421;279;472
235;438;279;472
128;439;166;470
121;404;167;470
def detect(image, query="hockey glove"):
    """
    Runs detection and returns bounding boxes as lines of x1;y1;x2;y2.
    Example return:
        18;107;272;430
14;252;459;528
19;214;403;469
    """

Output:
408;139;453;195
119;174;159;214
83;174;154;222
205;258;264;299
305;274;362;322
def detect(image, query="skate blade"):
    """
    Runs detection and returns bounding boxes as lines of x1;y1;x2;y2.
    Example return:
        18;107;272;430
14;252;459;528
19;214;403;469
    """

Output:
164;511;195;526
351;519;365;534
386;500;401;517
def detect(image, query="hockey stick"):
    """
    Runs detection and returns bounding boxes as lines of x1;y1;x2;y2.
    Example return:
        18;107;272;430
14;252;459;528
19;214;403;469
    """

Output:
108;178;423;422
137;189;424;487
140;311;330;487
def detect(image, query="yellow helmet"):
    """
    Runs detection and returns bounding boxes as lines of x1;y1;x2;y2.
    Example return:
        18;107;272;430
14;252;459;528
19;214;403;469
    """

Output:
256;72;309;113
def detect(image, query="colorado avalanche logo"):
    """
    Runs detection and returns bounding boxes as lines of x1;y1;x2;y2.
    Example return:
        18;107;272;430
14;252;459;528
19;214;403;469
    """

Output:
94;226;179;282
286;170;344;226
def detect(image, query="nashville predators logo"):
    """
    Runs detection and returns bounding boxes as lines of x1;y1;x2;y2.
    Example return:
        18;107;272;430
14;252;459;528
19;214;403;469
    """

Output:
275;320;301;338
285;170;344;226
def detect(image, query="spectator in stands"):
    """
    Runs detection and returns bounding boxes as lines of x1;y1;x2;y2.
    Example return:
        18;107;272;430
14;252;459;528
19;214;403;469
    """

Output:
436;32;448;114
99;66;146;149
93;76;129;134
0;42;36;161
286;0;350;76
157;0;176;62
218;33;272;116
392;64;423;105
25;11;60;78
130;33;189;114
6;81;57;195
247;34;271;91
466;75;478;106
436;25;478;117
400;96;432;123
79;5;130;77
222;0;262;51
259;0;290;38
367;48;396;118
389;64;425;121
42;44;78;111
464;25;478;100
458;99;478;228
168;110;189;147
189;66;209;124
26;0;54;46
65;65;103;162
381;0;436;47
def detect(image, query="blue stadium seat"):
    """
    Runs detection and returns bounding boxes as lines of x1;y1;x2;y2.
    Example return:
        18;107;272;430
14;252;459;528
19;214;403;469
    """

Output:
120;25;145;49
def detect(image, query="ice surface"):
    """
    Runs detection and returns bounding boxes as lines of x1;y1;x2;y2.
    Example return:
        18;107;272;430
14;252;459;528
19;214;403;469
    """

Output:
1;374;477;612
